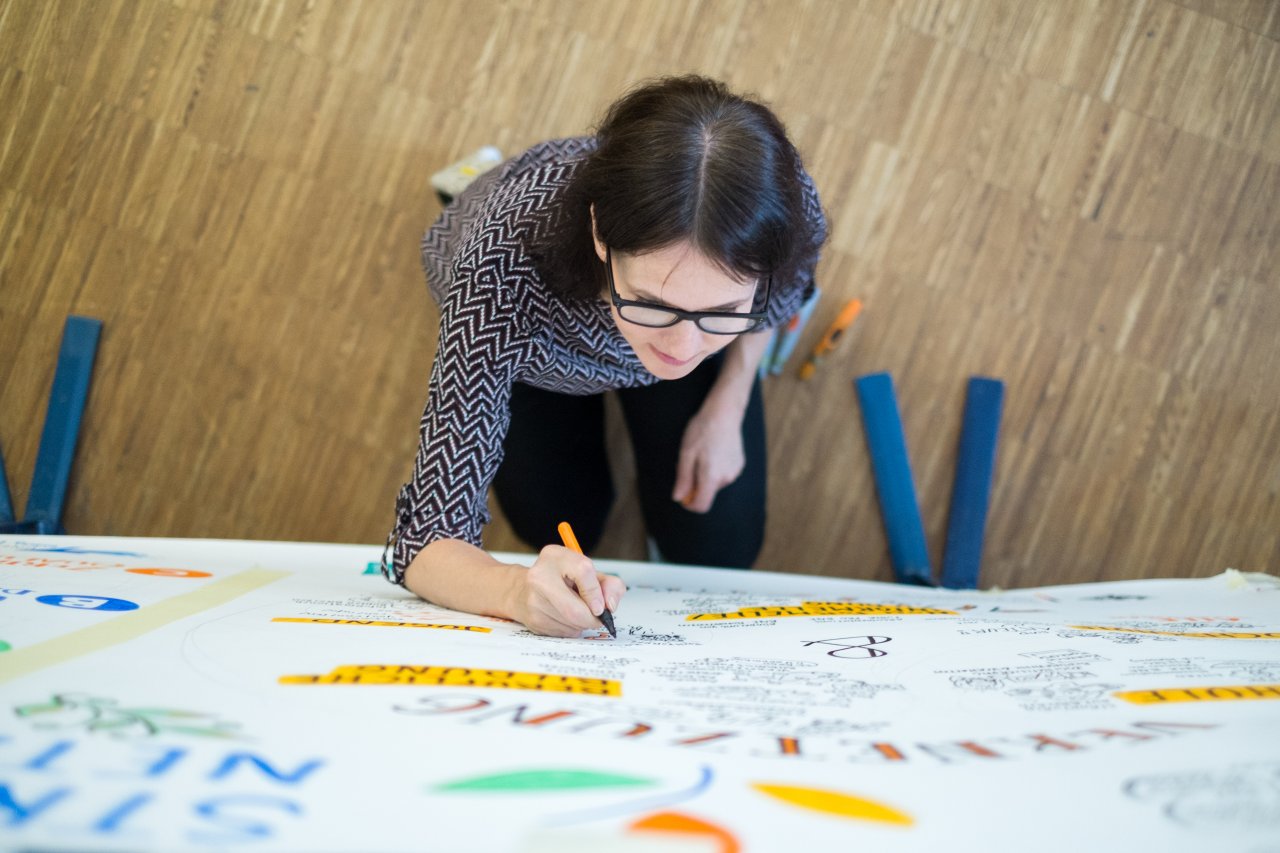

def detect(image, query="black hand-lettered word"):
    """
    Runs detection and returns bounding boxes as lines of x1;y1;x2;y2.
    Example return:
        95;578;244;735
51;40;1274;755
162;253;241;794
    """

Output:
801;636;892;659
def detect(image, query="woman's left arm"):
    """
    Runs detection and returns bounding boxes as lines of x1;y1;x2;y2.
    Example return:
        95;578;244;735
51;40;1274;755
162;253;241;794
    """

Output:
672;331;774;512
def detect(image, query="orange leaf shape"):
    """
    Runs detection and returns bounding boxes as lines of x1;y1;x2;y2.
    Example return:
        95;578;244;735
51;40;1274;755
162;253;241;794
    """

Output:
628;810;741;853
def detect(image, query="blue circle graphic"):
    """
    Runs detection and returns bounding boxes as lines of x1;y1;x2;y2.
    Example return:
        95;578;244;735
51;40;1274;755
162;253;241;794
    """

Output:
35;594;140;612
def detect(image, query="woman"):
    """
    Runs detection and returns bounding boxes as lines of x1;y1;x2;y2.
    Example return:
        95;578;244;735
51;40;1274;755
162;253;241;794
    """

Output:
385;75;826;637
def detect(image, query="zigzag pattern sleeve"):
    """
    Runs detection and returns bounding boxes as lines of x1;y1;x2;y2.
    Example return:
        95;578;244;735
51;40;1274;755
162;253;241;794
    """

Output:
762;167;829;330
387;253;534;583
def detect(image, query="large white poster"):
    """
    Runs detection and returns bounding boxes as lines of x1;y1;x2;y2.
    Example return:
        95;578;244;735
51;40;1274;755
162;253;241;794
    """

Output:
2;536;1277;851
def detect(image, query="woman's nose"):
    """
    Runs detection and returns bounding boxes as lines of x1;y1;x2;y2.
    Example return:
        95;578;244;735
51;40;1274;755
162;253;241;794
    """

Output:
662;319;705;357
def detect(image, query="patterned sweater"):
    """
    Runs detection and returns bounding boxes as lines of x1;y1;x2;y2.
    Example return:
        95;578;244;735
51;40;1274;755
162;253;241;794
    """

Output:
385;137;825;583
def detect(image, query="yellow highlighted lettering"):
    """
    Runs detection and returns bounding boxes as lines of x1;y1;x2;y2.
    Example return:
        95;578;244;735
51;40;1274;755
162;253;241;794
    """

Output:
687;601;956;621
279;664;620;695
272;617;490;632
1114;684;1280;704
1070;625;1280;639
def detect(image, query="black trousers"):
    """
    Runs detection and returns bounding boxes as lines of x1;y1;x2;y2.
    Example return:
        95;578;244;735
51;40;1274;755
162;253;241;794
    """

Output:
492;355;766;568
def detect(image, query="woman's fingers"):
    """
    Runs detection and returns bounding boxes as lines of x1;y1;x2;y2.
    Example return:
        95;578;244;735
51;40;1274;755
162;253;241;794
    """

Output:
599;573;626;612
673;443;696;505
520;546;626;636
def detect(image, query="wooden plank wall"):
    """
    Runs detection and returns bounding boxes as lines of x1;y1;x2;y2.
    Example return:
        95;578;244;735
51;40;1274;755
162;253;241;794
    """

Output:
1;0;1276;586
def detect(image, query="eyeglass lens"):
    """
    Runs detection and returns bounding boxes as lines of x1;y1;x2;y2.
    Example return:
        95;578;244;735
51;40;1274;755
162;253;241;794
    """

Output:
617;304;759;333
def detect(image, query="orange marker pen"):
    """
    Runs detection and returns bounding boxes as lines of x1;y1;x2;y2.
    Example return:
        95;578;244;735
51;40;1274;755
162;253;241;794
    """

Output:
799;298;863;380
557;521;616;637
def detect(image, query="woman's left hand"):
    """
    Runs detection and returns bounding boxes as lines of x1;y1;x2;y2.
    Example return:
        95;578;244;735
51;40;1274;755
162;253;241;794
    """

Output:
673;402;745;513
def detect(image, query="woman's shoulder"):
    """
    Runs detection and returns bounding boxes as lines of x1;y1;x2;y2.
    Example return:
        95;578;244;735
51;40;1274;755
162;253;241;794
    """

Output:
461;138;594;243
498;137;597;180
794;159;828;241
449;139;592;284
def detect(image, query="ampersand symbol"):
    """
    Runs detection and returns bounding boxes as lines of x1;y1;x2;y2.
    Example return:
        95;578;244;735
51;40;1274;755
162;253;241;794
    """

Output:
802;636;892;659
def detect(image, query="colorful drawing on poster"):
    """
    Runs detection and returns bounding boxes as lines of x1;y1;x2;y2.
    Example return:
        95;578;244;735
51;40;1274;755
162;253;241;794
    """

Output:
364;561;380;575
0;568;288;684
5;543;147;557
36;594;140;611
15;693;244;739
0;640;10;652
272;618;491;632
127;568;212;578
1113;684;1280;704
751;782;914;826
1068;625;1280;639
1;554;124;570
2;538;1277;851
279;665;620;694
435;769;655;793
687;601;956;621
628;811;740;853
546;767;715;827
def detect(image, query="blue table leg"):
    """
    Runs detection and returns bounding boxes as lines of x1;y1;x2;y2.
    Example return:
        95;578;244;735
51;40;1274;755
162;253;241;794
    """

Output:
22;315;103;535
854;372;933;586
940;377;1004;590
0;443;14;525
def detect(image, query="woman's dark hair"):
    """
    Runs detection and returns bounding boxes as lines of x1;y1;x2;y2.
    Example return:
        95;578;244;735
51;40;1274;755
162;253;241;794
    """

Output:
535;75;821;300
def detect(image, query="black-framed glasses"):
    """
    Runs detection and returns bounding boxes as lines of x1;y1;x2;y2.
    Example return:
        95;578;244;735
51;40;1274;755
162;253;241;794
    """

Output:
605;247;771;335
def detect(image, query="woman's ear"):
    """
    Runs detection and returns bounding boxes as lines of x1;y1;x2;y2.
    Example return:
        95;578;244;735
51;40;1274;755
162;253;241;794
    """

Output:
589;204;607;264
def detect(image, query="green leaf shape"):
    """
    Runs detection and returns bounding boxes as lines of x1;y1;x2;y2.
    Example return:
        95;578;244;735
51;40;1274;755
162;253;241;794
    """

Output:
435;768;655;793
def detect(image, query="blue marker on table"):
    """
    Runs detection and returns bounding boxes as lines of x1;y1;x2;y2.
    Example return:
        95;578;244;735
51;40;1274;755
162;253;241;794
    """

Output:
940;377;1004;590
854;372;932;586
769;286;822;374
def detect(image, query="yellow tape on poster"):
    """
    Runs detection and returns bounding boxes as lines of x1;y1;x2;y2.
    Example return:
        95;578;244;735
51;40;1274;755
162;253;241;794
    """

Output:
272;617;491;632
1114;684;1280;704
0;568;287;684
279;665;620;695
1070;625;1280;639
687;601;956;621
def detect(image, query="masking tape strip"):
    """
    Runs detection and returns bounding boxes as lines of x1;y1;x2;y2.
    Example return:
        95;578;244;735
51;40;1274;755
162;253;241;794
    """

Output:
0;567;288;683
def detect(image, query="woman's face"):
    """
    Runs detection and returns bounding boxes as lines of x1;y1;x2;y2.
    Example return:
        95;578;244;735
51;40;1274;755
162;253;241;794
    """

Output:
595;239;757;380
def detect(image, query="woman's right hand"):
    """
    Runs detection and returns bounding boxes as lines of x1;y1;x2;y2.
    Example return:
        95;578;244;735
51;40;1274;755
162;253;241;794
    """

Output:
513;545;626;637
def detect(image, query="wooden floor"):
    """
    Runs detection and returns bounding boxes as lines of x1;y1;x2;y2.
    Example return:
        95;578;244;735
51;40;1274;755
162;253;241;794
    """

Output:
2;0;1277;587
